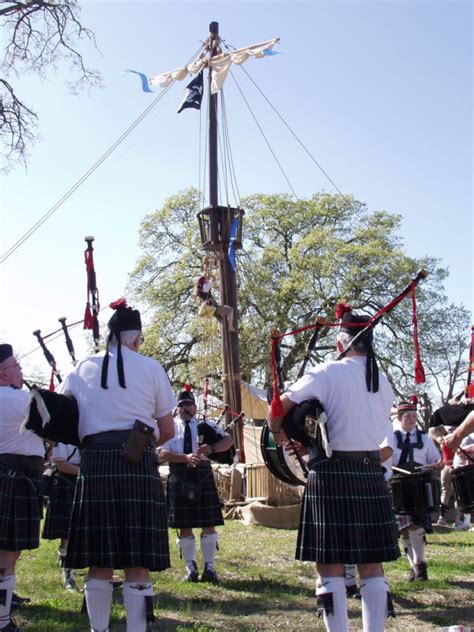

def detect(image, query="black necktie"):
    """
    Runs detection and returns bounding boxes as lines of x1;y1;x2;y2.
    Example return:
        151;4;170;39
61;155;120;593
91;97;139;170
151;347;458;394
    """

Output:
183;421;192;454
399;432;411;465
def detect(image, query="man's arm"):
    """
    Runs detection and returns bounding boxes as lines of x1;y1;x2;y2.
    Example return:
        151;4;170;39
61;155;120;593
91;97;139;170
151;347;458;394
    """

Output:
196;433;233;458
444;411;474;452
155;412;175;447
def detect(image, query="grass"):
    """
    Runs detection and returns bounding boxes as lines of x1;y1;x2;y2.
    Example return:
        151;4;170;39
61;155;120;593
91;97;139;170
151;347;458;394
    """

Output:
12;521;474;631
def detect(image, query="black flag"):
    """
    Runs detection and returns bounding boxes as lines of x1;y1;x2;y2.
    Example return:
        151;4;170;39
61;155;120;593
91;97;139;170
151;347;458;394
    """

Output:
177;71;204;113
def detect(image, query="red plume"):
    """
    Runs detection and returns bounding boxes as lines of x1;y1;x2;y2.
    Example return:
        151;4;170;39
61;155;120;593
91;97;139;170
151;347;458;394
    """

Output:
335;301;352;320
410;394;418;404
183;383;192;392
109;298;128;310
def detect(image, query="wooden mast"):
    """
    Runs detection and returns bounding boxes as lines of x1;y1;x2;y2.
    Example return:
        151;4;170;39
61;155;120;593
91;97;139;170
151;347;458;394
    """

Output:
206;21;245;462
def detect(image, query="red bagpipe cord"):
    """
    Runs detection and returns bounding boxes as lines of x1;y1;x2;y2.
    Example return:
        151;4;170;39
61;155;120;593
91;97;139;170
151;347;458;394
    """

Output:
411;282;425;384
49;363;56;392
270;337;285;417
83;247;94;330
467;325;474;398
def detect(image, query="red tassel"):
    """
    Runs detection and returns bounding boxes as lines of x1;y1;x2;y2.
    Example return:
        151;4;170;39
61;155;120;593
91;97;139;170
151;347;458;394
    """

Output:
49;366;55;392
183;383;192;392
110;297;128;310
84;303;94;329
411;283;426;384
270;391;285;417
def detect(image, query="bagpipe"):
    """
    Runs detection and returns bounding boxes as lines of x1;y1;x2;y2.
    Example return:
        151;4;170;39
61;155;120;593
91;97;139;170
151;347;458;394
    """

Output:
197;419;236;465
430;324;474;429
261;269;429;486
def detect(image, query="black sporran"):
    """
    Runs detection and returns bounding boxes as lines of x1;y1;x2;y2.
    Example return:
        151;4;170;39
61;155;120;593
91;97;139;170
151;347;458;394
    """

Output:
180;480;201;504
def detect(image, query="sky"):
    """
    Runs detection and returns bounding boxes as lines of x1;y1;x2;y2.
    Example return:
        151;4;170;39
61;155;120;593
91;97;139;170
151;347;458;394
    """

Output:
0;0;472;386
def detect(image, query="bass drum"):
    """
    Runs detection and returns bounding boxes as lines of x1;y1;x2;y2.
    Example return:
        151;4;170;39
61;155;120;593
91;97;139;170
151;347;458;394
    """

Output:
260;421;308;487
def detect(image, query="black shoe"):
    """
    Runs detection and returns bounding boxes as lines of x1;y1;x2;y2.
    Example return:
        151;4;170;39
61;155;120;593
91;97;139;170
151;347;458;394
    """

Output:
407;567;416;582
11;592;30;610
63;569;77;591
414;562;428;581
201;565;219;584
183;561;199;583
346;584;360;598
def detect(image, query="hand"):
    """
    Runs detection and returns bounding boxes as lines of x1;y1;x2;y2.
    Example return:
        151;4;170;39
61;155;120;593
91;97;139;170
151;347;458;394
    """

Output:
444;432;461;452
196;444;212;458
283;439;309;457
431;459;444;471
186;453;201;467
270;428;288;446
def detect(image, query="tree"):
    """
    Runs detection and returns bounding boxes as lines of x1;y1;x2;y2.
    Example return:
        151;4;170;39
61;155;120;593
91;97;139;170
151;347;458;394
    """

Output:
129;188;470;412
0;0;100;169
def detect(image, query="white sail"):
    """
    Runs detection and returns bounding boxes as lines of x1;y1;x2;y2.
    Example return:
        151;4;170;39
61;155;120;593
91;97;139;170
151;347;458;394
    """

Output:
149;37;279;92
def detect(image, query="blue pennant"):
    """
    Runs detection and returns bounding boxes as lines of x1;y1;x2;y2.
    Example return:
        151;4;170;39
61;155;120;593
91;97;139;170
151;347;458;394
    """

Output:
228;217;239;272
125;69;153;93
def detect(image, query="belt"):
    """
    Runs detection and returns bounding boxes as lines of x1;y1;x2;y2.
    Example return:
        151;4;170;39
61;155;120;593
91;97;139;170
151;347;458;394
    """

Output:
0;453;44;474
82;430;131;446
170;461;212;472
331;450;381;464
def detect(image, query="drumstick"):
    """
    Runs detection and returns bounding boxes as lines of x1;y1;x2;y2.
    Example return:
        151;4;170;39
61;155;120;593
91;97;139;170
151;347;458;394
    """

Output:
458;446;474;463
392;465;413;475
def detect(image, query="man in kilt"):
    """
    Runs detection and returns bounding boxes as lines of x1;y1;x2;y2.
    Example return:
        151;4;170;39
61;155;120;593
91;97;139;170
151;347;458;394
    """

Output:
158;387;233;584
0;344;45;632
268;307;400;632
392;399;442;581
60;300;175;632
42;442;80;590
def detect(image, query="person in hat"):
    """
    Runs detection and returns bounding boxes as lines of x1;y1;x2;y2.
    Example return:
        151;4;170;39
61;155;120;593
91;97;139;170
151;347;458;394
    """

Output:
267;303;399;632
392;398;442;581
0;344;45;632
59;300;176;632
158;385;233;584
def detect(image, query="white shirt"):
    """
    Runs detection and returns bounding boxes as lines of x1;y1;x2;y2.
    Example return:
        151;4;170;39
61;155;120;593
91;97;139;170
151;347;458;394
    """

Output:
391;429;440;467
52;443;81;466
60;347;176;440
161;416;227;455
453;433;474;468
286;356;394;451
0;386;45;457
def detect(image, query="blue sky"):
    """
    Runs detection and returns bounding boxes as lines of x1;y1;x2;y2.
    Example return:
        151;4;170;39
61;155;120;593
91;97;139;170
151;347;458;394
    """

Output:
0;0;472;383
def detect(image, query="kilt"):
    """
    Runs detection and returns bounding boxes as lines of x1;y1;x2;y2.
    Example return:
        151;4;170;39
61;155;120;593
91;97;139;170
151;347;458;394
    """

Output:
397;513;433;533
64;444;170;571
167;463;224;529
296;458;400;564
0;456;43;551
42;472;77;540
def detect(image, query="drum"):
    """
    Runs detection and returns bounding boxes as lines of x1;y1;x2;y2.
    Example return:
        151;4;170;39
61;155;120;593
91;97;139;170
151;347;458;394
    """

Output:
391;471;441;514
281;399;326;446
451;463;474;513
260;422;308;486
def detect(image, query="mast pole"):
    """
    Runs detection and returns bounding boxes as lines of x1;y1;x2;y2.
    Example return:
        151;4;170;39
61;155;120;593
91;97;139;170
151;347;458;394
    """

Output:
207;21;245;462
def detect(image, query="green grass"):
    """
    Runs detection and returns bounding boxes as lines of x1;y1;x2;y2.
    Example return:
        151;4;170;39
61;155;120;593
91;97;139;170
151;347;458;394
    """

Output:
12;522;474;630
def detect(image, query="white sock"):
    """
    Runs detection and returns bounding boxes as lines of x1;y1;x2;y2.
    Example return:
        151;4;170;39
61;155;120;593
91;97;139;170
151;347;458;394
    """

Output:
178;535;196;568
201;532;219;569
408;527;426;563
360;576;390;632
0;575;15;630
344;564;357;587
123;581;154;632
84;578;113;632
316;576;349;632
401;537;414;567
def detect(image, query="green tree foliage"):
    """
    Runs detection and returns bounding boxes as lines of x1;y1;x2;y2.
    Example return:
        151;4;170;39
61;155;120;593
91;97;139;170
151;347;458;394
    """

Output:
129;188;470;410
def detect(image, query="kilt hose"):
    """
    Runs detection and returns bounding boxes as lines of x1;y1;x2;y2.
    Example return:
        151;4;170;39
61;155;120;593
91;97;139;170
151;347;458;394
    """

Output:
397;513;433;534
296;458;400;564
167;463;224;529
0;456;43;551
42;472;77;540
65;444;170;571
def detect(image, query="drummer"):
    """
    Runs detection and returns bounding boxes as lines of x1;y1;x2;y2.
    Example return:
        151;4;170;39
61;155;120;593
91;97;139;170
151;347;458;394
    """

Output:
392;398;443;581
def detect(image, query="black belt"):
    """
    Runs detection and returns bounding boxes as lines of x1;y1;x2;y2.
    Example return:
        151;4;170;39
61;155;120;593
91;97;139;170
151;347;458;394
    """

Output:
331;450;380;464
0;453;44;474
170;461;212;473
82;430;131;446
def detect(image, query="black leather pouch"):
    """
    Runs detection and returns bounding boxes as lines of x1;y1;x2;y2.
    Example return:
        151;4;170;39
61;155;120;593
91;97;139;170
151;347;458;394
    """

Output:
121;420;154;464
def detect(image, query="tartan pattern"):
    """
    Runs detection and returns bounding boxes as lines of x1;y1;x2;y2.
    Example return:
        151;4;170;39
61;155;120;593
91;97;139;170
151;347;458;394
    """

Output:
167;465;224;528
42;473;77;540
0;463;42;551
65;445;170;571
397;513;433;533
296;458;400;564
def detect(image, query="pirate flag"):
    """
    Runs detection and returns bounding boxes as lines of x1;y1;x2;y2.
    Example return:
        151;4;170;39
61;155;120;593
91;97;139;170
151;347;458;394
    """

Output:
177;71;204;113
